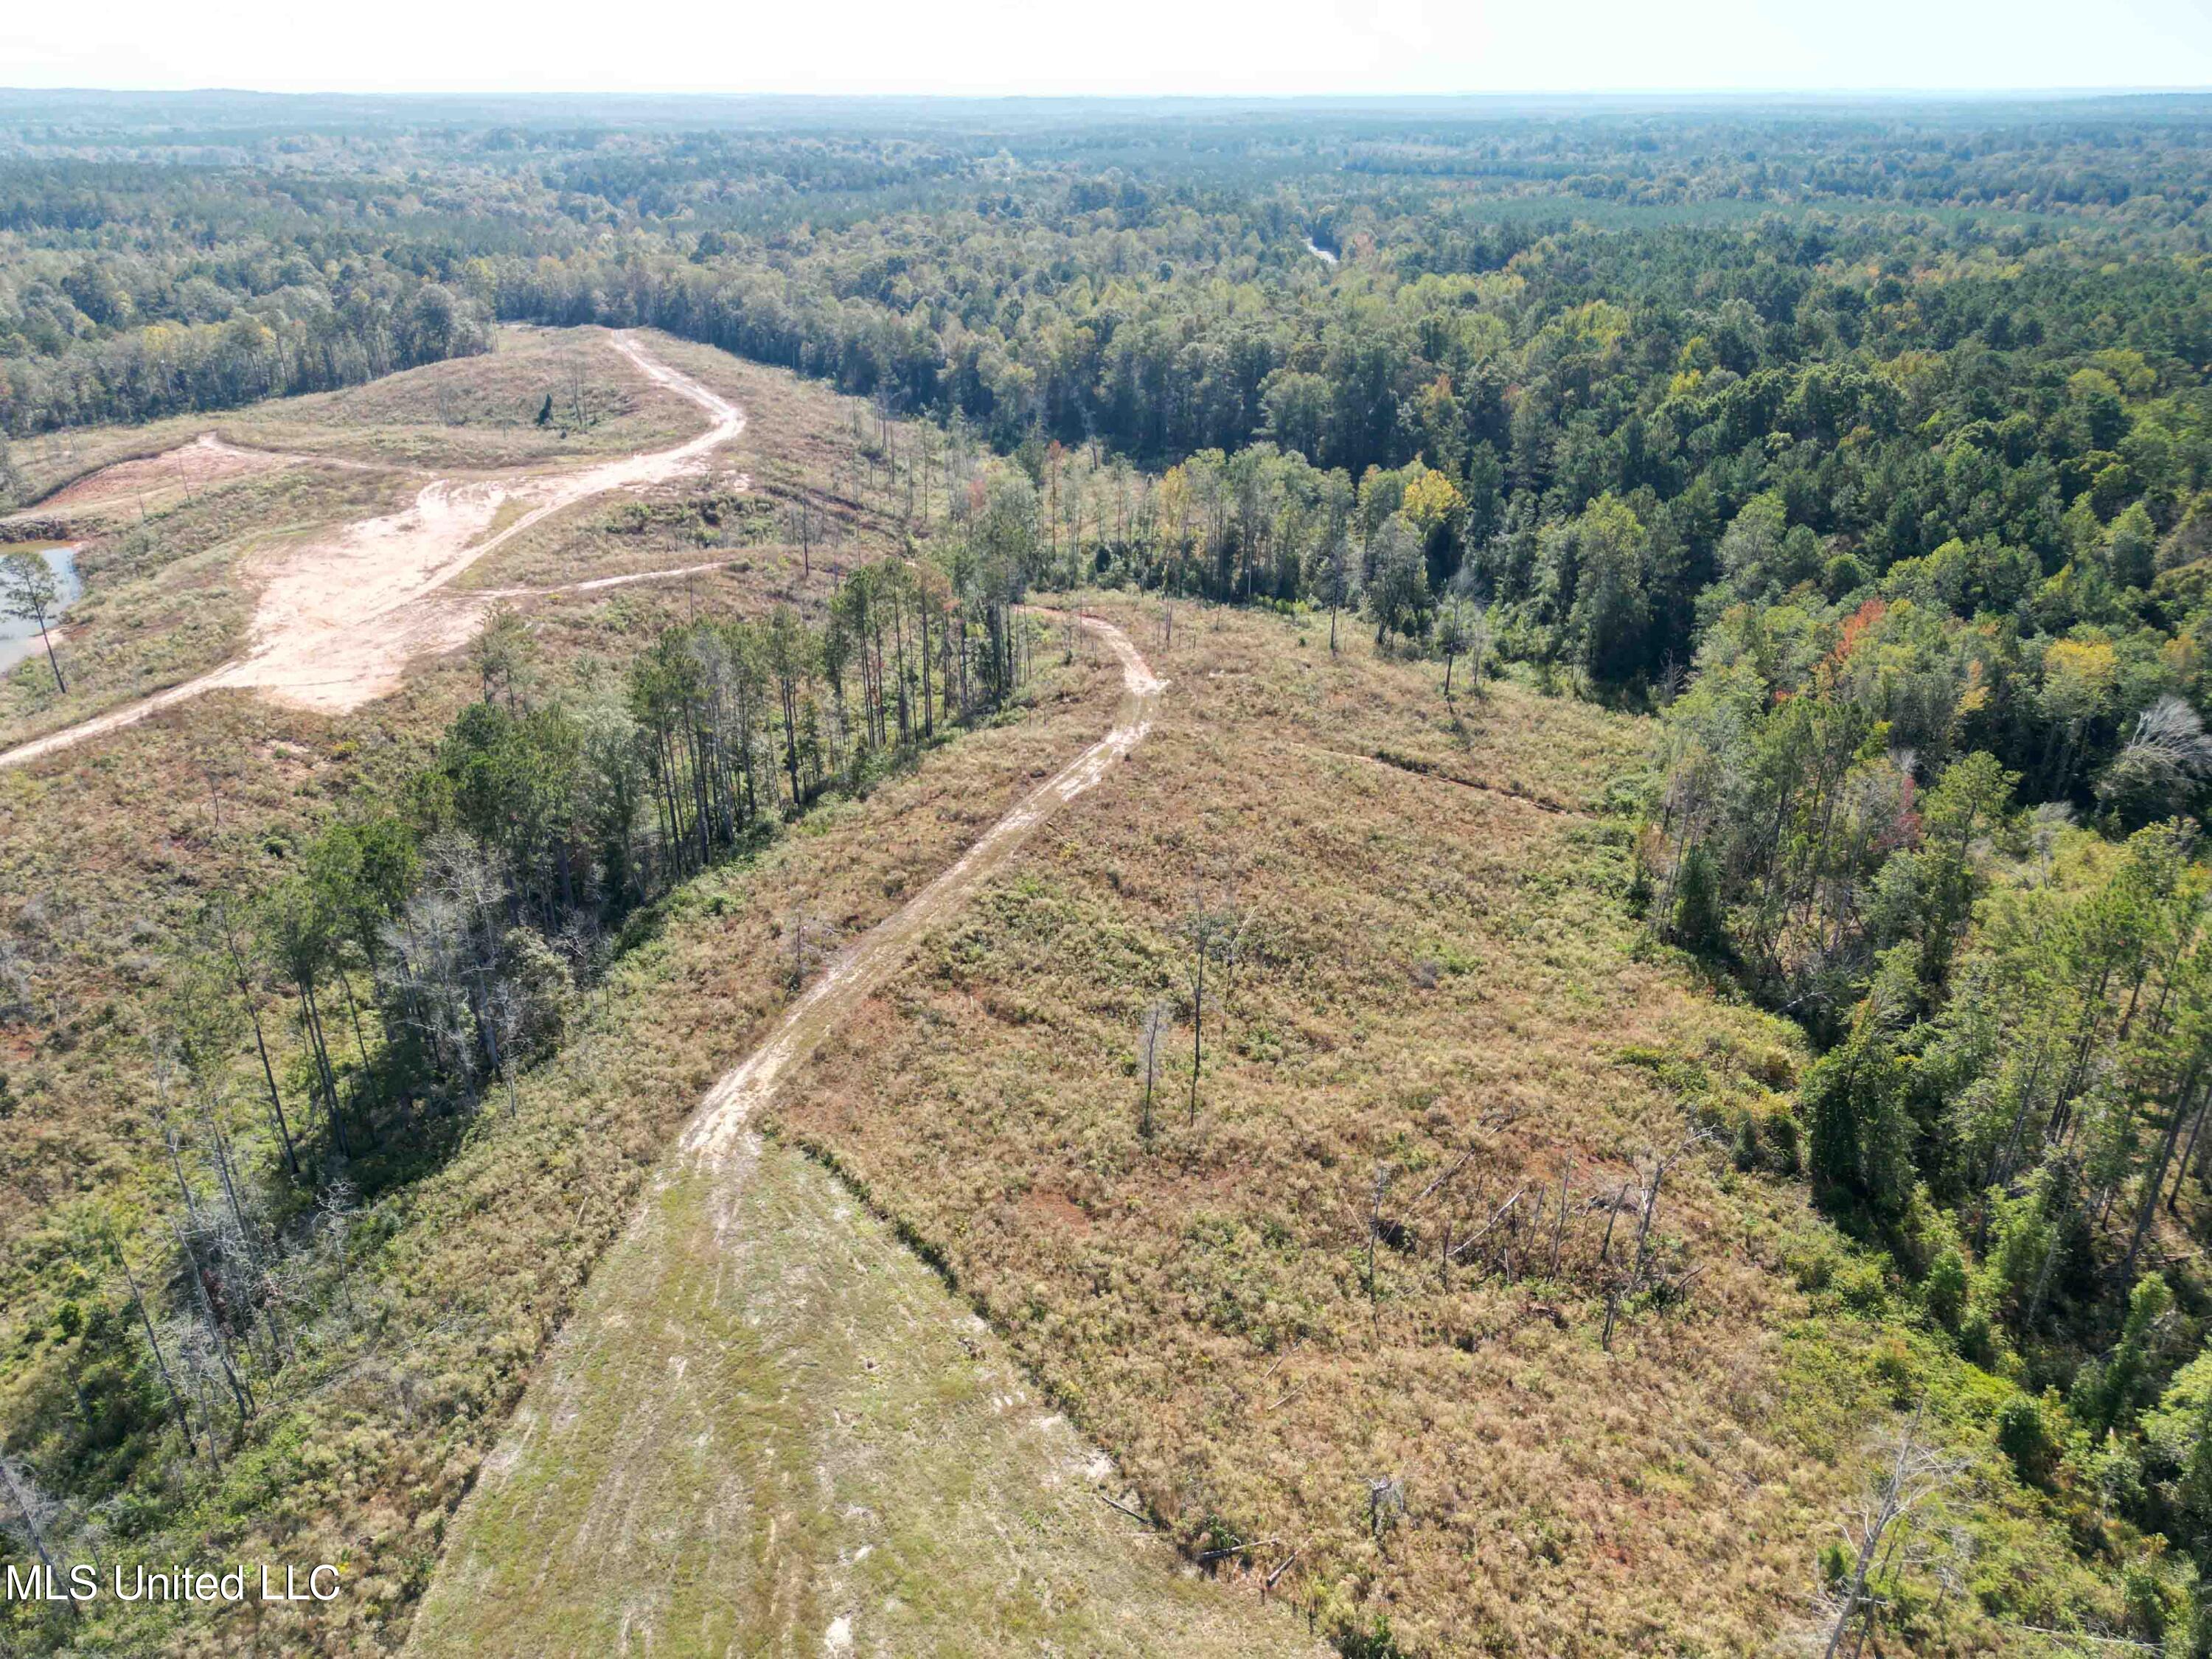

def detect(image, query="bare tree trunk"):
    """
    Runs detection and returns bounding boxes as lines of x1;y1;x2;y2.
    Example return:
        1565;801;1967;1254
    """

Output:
1366;1166;1391;1340
1189;947;1206;1127
0;1458;75;1619
2124;1067;2200;1287
1551;1162;1571;1278
115;1245;196;1454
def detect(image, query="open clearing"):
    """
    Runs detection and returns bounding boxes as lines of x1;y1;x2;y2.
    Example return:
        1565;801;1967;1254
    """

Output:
0;333;742;770
406;1129;1311;1659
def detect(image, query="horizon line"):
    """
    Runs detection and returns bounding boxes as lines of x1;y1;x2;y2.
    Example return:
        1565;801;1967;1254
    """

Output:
4;84;2212;102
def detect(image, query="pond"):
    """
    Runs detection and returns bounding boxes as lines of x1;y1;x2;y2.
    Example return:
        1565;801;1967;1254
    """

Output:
0;542;81;675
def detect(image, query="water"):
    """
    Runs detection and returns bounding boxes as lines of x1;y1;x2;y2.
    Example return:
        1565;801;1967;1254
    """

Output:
0;543;80;675
1305;237;1339;265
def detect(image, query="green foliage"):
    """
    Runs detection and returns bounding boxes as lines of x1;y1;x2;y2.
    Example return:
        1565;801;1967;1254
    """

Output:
1802;953;1919;1219
1925;1244;1971;1335
1670;840;1724;950
2076;1277;2177;1440
1996;1394;2062;1489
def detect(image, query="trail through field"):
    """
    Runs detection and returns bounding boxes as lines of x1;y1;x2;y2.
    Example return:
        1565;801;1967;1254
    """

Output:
0;333;742;771
681;613;1161;1158
467;557;737;599
409;621;1307;1657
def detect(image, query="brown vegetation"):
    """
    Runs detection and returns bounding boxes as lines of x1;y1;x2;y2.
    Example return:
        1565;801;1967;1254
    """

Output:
758;599;1870;1655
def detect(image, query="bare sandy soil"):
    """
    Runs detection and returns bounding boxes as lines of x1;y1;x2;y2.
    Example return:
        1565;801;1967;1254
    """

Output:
469;557;737;600
7;432;288;522
0;334;743;771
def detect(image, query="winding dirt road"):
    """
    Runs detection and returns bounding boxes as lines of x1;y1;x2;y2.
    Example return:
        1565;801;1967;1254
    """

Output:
0;333;742;771
683;613;1162;1158
405;619;1219;1658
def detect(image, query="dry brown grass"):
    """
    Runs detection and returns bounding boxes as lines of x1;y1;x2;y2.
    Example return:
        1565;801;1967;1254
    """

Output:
214;325;701;470
751;597;1871;1655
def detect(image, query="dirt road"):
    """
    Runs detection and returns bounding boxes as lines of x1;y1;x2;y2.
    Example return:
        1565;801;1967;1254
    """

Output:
403;618;1307;1658
681;613;1162;1158
0;333;742;771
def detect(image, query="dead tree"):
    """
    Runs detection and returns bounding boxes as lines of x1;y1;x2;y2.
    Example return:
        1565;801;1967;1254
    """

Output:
789;498;816;578
562;350;592;431
1178;891;1243;1127
1606;1133;1714;1350
1366;1475;1407;1554
785;910;841;991
109;1233;196;1455
0;1456;74;1619
1138;1001;1169;1141
1365;1164;1394;1338
172;1217;254;1435
1822;1411;1968;1659
147;1040;202;1227
1550;1160;1572;1278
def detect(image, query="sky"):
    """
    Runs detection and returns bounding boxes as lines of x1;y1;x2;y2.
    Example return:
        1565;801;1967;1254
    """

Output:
3;0;2210;98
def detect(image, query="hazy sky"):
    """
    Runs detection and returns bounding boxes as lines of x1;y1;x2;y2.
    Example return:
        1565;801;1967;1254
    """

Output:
4;0;2210;97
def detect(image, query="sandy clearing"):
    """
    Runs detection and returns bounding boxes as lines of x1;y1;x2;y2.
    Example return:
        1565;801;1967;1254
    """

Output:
467;558;737;600
0;334;743;771
5;431;289;523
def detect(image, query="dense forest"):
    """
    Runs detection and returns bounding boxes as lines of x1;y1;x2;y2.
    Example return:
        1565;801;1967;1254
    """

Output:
9;90;2212;1654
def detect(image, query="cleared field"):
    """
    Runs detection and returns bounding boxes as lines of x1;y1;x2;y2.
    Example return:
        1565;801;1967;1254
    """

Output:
0;333;1061;1656
0;331;919;1352
397;598;2082;1657
211;324;709;471
408;1136;1315;1658
405;619;1294;1658
0;330;739;759
0;334;2094;1659
0;327;918;759
745;599;2089;1655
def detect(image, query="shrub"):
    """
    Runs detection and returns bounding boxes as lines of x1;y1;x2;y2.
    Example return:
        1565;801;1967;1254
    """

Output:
2122;1559;2172;1642
1997;1393;2061;1489
1871;1335;1918;1405
1925;1244;1970;1334
1670;841;1724;949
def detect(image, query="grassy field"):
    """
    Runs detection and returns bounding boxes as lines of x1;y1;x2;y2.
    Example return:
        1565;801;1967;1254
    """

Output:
215;325;706;470
746;598;2104;1655
408;1133;1317;1658
394;597;2109;1656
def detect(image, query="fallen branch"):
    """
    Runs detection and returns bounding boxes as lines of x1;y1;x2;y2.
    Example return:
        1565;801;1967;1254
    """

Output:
1413;1145;1480;1207
1197;1536;1279;1562
1095;1493;1157;1528
1450;1186;1528;1261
